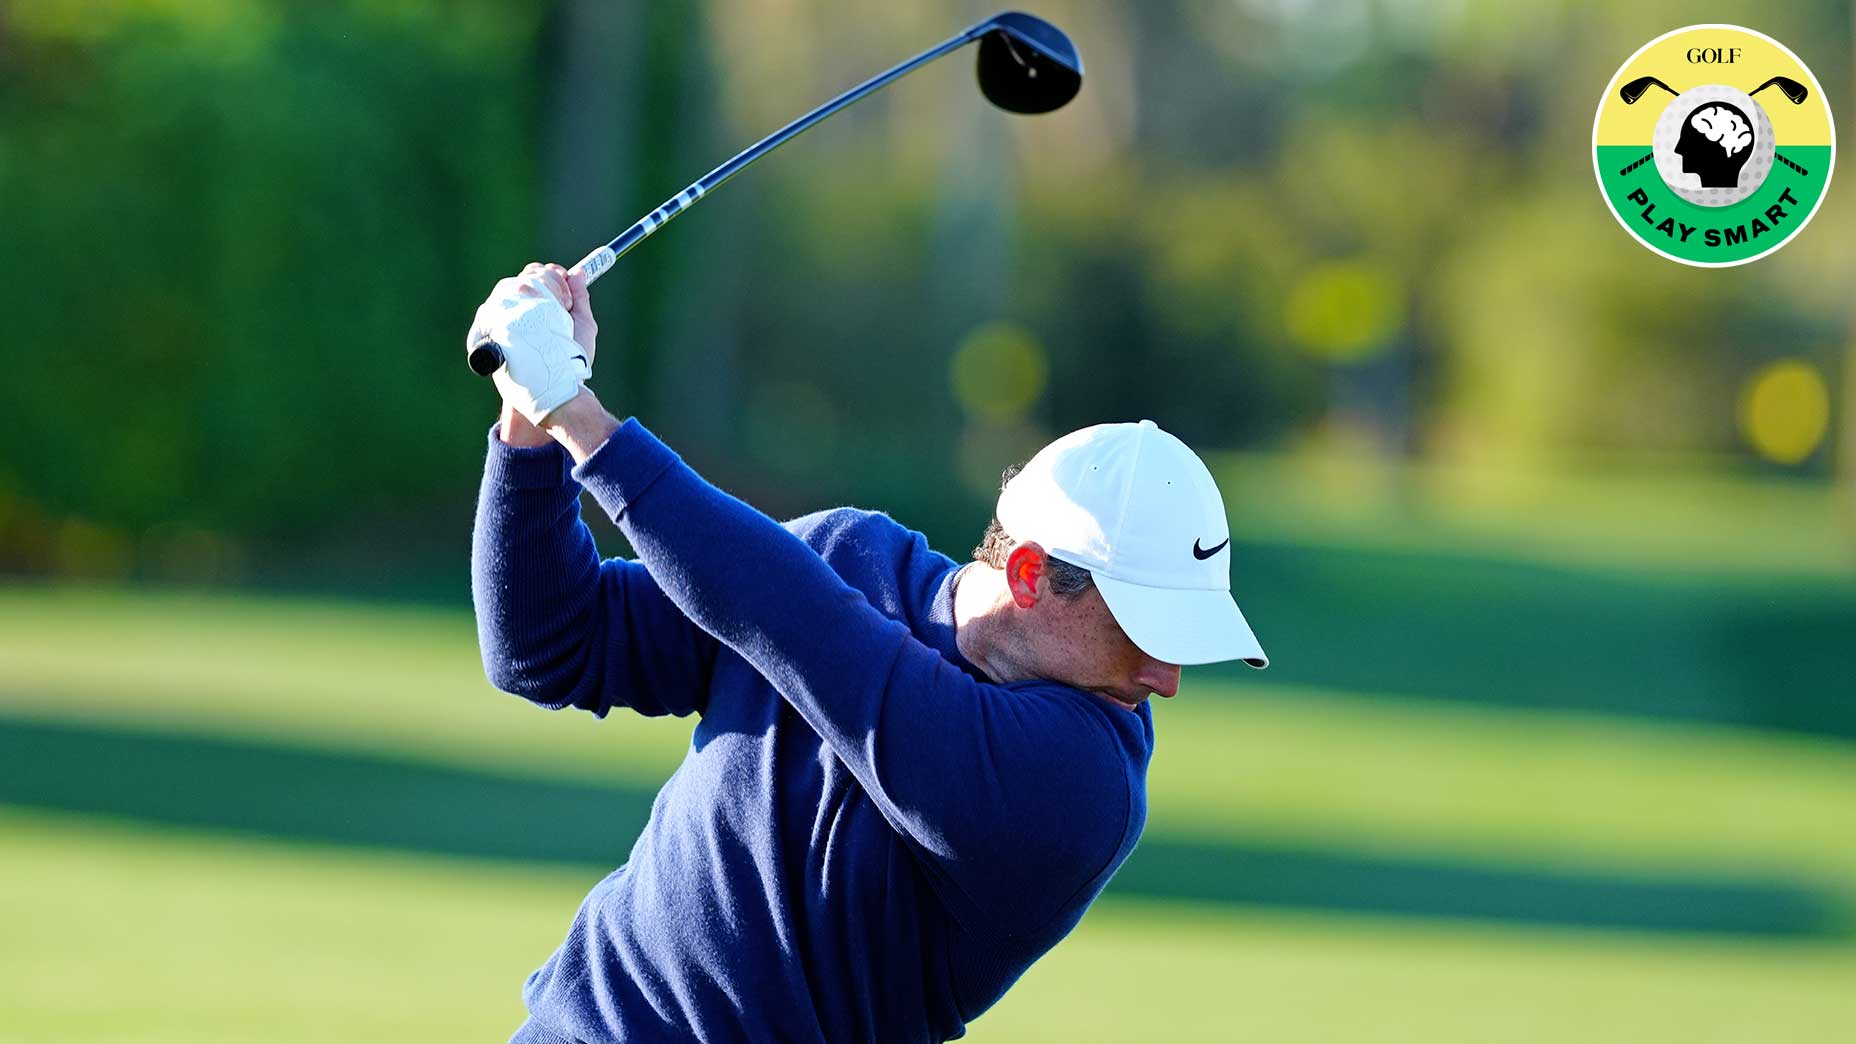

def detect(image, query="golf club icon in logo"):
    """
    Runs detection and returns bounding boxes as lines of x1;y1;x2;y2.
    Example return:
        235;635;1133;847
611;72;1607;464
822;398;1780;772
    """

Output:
1593;25;1834;267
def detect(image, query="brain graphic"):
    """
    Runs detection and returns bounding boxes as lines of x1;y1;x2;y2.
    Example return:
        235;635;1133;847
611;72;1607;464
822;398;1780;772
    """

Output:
1690;104;1753;157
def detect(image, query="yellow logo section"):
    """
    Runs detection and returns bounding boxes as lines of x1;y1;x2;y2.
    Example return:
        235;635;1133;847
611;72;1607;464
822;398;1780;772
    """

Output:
1596;28;1832;147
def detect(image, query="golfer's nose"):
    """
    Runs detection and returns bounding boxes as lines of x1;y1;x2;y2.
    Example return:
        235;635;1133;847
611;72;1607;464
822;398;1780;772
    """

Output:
1138;658;1181;699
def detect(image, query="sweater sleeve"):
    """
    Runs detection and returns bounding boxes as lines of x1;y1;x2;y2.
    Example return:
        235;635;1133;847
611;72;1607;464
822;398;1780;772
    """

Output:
471;424;718;718
572;418;1135;931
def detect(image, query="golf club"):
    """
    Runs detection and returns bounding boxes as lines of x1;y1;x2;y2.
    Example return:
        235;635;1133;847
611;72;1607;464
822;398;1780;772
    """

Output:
468;10;1082;377
1749;76;1808;104
1619;75;1678;105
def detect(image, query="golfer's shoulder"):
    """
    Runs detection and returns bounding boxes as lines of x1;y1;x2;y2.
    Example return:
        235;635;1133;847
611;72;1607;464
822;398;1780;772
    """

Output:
783;506;926;565
1012;680;1156;769
784;507;953;619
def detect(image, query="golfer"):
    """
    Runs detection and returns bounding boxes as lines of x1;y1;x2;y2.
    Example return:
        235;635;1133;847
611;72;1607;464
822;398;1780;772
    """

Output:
470;264;1267;1044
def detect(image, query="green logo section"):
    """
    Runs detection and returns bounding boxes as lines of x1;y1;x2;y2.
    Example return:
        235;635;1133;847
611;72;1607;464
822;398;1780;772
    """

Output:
1597;145;1830;264
1594;26;1834;266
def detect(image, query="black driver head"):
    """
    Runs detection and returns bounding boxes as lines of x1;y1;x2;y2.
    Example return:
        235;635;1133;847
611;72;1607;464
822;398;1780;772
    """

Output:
1749;76;1808;104
975;11;1082;115
1620;75;1679;105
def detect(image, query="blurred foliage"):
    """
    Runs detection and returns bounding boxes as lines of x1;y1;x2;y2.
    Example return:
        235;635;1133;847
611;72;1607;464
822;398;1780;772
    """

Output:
0;0;1850;578
0;0;543;570
950;320;1047;424
1741;359;1832;463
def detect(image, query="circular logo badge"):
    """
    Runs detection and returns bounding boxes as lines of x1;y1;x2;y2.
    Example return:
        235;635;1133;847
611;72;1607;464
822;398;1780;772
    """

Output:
1594;25;1834;267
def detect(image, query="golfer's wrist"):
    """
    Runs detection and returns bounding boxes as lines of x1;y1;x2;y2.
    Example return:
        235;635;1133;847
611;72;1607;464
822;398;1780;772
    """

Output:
542;388;622;465
498;402;554;448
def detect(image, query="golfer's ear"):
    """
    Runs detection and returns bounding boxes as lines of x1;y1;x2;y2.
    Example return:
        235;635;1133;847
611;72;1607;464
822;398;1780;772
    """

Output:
1004;542;1045;608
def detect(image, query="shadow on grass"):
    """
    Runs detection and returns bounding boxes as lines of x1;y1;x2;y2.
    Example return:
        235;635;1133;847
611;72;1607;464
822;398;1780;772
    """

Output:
1;713;1841;938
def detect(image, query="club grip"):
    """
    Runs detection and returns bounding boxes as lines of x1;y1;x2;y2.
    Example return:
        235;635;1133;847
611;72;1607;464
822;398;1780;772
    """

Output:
467;249;613;377
467;339;505;377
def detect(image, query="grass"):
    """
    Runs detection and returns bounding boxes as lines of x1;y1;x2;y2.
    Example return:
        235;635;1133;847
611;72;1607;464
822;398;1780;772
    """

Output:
4;581;1855;1039
4;808;1852;1044
4;583;1854;900
0;809;566;1043
0;583;697;786
1211;448;1856;581
1145;688;1856;891
995;900;1856;1044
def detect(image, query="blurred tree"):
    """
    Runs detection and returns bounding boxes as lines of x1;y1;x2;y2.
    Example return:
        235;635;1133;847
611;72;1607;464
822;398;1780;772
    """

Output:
0;2;542;548
539;0;643;342
1;0;1850;582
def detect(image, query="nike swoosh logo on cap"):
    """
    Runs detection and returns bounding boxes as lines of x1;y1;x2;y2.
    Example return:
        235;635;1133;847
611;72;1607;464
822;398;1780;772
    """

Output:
1192;537;1229;560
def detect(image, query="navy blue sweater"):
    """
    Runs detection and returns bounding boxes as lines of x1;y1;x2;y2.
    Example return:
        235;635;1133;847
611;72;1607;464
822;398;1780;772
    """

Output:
472;418;1154;1044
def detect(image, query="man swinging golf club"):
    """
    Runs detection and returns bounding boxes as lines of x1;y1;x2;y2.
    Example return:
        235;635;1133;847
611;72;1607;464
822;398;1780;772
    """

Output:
469;262;1268;1043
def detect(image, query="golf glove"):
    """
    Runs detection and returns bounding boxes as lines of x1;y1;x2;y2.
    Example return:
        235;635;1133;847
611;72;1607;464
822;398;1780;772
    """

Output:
469;274;592;425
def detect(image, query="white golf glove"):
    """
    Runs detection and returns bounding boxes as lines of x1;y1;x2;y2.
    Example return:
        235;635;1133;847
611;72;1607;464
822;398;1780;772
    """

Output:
469;273;592;425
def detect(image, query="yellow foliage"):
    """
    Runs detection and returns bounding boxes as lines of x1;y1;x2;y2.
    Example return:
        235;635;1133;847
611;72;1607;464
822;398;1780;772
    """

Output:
1739;360;1830;465
1283;259;1403;361
950;321;1048;422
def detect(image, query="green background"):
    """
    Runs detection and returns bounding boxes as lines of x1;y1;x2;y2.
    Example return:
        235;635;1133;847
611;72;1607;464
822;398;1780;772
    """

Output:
3;0;1854;1041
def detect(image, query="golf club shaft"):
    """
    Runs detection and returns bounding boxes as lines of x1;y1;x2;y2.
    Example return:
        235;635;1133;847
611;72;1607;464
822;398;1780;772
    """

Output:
575;26;983;284
471;22;986;376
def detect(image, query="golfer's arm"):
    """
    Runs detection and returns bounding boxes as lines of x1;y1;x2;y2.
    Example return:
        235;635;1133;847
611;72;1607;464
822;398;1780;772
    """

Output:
497;402;554;448
471;417;717;718
537;392;622;464
571;411;1131;926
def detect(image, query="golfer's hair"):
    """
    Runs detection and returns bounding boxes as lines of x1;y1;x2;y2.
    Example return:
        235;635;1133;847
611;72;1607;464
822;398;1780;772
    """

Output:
973;463;1096;598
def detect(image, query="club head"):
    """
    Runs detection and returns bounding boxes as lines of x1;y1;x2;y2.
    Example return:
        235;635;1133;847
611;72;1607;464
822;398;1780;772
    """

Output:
1619;75;1677;105
1749;76;1808;104
974;11;1082;114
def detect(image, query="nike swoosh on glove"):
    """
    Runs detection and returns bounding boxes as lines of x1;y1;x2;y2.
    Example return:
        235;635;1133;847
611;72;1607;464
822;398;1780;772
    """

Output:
469;274;593;425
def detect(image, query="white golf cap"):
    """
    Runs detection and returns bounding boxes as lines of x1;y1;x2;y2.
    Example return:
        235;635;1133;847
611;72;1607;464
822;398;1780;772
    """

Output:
995;420;1267;668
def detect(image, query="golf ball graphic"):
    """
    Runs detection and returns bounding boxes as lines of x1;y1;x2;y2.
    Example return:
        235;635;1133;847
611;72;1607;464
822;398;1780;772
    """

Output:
1652;85;1774;206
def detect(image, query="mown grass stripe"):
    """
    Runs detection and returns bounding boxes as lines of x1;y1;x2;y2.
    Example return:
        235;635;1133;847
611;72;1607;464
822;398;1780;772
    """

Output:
1;715;1840;938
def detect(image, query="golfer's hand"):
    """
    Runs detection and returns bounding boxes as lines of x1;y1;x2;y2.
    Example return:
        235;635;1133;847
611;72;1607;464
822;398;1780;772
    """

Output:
470;262;599;426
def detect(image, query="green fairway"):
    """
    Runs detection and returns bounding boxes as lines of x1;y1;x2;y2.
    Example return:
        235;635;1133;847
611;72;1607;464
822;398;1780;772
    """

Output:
4;581;1854;1039
0;583;698;787
4;583;1854;902
1211;449;1856;581
1144;690;1856;893
4;809;1852;1044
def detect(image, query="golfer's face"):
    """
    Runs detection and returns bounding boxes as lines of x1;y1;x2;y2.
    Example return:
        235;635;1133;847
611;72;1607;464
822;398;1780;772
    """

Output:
1041;586;1181;714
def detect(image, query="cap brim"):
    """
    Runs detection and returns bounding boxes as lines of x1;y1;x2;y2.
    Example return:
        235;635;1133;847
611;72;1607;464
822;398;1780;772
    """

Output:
1093;574;1268;668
